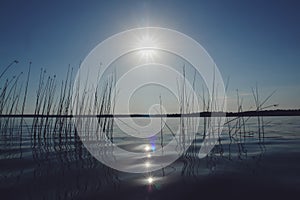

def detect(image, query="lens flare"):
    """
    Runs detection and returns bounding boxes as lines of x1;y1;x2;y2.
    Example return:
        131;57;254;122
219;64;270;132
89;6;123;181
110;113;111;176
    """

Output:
145;161;150;168
144;145;151;151
147;177;154;184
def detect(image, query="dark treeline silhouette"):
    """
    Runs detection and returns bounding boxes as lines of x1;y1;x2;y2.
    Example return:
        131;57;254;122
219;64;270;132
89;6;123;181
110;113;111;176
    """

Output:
1;109;300;118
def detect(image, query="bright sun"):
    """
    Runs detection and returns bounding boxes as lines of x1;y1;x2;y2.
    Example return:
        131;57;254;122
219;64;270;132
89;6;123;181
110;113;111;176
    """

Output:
136;34;159;61
138;34;157;48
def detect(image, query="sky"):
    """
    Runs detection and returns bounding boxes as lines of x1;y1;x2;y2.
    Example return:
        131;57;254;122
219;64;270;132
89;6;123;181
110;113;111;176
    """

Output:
0;0;300;112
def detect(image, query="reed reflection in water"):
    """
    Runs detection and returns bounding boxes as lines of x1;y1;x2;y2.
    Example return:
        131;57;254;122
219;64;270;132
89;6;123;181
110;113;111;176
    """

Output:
1;116;300;199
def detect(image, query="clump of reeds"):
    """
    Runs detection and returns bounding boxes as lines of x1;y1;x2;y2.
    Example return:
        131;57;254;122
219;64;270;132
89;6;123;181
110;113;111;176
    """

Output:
0;59;278;171
0;60;21;135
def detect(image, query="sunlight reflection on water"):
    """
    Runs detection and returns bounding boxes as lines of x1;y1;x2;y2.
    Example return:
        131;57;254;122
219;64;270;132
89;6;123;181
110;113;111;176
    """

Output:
0;117;300;199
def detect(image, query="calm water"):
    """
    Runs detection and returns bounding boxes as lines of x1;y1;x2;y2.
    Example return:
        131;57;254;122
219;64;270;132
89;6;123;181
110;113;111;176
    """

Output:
1;117;300;199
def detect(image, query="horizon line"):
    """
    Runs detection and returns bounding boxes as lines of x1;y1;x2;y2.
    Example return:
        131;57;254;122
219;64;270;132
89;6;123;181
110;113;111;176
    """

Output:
1;109;300;118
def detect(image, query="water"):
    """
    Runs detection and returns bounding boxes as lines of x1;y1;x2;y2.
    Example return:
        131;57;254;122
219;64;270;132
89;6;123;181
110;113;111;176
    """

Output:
1;117;300;199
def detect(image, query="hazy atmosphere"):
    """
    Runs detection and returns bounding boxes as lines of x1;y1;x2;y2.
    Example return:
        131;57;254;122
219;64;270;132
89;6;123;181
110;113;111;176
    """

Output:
1;0;300;112
1;1;300;200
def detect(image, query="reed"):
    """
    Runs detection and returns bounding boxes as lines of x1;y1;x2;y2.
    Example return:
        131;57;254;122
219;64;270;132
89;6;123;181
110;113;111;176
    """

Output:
251;84;277;141
20;62;31;133
0;60;275;154
0;60;279;188
0;61;21;135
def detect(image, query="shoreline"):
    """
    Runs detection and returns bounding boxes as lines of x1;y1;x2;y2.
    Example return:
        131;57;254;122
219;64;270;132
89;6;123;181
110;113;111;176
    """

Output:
1;109;300;118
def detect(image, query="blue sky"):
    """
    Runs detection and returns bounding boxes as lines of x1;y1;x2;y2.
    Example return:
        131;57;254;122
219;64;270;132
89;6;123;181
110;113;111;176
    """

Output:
1;0;300;111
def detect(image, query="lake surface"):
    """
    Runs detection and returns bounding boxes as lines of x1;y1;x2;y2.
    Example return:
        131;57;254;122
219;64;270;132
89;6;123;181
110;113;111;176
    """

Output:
1;116;300;199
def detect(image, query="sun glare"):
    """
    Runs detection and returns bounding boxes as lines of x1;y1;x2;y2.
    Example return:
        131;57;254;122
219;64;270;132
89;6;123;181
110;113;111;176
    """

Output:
144;145;151;151
135;33;159;62
145;161;150;168
147;177;154;184
138;49;156;61
139;34;157;48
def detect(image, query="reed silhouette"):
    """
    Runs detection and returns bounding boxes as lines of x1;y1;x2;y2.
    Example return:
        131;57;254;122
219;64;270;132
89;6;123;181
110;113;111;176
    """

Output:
2;60;296;199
